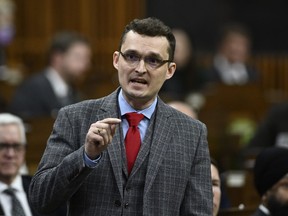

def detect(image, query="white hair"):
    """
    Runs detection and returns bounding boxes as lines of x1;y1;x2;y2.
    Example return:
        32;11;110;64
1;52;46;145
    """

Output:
0;113;26;144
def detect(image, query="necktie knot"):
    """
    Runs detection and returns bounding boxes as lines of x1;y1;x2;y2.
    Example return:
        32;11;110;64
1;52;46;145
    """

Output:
3;187;15;196
125;112;144;127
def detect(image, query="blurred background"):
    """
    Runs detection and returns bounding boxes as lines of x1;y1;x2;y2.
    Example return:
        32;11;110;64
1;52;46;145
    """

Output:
1;0;288;214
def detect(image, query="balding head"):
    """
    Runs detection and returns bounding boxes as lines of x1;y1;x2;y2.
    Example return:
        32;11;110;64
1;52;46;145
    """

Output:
168;101;197;119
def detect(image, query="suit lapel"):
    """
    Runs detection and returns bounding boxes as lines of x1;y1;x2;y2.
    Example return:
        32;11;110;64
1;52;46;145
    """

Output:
143;100;174;196
107;127;125;198
96;89;125;198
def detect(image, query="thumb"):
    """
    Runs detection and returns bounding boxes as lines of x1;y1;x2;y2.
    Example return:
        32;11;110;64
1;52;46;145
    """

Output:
110;123;118;137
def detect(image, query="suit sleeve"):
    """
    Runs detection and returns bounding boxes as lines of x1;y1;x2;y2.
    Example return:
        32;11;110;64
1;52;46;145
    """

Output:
29;107;94;214
180;122;213;215
248;106;279;149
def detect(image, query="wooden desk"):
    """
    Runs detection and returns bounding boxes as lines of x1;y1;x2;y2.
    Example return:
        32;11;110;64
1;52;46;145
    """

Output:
219;206;257;216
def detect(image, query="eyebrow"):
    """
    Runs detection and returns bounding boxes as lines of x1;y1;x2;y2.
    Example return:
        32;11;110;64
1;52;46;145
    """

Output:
212;179;221;185
123;49;164;59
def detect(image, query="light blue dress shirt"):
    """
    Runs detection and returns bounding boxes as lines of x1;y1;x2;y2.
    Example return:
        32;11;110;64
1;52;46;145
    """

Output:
118;89;157;141
84;89;157;168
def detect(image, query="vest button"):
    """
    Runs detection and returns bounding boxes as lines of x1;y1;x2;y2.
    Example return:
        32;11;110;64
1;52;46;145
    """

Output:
124;202;129;208
114;200;121;207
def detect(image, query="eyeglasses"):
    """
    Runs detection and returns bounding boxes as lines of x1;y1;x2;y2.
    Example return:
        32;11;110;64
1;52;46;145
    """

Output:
119;51;172;70
0;143;25;153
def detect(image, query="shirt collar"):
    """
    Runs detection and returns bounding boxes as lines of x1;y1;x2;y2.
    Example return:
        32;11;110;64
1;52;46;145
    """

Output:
0;174;24;193
259;204;270;215
45;67;69;98
118;89;157;120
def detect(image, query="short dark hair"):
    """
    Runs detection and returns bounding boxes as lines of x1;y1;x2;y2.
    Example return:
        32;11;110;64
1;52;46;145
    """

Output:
48;31;89;62
211;157;219;169
217;23;251;47
118;17;175;61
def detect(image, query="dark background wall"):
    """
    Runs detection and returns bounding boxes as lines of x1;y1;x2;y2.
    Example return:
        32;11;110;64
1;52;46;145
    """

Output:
147;0;288;52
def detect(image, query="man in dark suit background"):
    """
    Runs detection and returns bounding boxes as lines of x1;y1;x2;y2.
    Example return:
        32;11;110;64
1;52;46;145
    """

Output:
9;31;91;119
249;101;288;150
0;113;66;216
252;147;288;216
204;23;258;87
29;17;213;215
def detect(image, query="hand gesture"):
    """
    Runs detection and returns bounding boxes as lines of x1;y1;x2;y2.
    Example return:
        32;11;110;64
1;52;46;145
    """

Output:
85;118;121;159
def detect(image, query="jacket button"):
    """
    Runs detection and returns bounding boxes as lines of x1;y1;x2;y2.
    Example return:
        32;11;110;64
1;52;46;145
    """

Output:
124;203;129;208
114;200;121;207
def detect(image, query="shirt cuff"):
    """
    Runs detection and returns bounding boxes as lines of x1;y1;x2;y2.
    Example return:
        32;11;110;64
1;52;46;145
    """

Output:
83;152;102;168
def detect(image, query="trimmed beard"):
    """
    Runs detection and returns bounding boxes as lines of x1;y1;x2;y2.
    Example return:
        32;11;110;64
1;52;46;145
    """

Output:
267;193;288;216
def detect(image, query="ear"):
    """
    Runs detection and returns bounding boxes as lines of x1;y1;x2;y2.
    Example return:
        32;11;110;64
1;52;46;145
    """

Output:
113;51;120;70
261;190;271;206
165;62;176;80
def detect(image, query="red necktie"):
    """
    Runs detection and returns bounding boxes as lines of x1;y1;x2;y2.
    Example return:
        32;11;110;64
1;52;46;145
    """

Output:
125;112;144;174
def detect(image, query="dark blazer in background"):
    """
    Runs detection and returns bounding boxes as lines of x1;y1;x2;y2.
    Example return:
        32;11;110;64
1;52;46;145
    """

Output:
249;102;288;149
204;65;259;85
251;207;269;216
29;88;212;215
9;71;80;119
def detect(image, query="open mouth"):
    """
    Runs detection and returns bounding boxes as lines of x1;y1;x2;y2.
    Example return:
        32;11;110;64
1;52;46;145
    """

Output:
130;78;147;85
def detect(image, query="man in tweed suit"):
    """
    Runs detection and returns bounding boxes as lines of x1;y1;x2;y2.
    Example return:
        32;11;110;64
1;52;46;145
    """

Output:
29;17;212;215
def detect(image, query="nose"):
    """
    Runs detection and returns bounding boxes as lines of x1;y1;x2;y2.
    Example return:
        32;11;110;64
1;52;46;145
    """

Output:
5;147;16;157
135;59;147;73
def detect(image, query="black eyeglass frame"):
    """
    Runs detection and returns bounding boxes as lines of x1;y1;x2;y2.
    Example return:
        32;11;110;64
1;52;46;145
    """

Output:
0;143;26;152
118;51;173;69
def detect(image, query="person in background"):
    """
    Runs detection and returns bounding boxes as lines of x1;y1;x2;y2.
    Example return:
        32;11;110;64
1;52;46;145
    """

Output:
0;113;31;216
252;147;288;216
29;17;212;215
9;31;91;119
167;100;198;119
160;29;204;100
0;113;66;216
248;101;288;151
211;158;221;216
204;23;258;86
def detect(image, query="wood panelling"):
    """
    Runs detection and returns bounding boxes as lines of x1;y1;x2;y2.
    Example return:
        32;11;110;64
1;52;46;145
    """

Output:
5;0;145;99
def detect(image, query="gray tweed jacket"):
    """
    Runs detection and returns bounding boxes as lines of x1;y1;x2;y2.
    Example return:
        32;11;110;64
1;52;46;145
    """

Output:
29;88;212;216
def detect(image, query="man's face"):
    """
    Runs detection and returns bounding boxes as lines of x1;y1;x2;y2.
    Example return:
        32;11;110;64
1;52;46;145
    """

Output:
0;124;25;184
113;31;176;109
58;43;91;82
211;164;221;216
220;33;249;64
266;176;288;216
